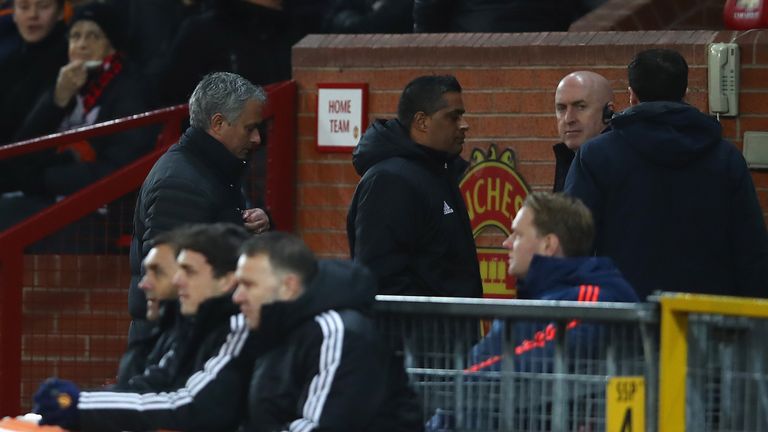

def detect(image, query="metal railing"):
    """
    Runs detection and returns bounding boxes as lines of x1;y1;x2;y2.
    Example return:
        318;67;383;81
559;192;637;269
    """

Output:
376;294;768;431
0;80;297;415
375;296;659;431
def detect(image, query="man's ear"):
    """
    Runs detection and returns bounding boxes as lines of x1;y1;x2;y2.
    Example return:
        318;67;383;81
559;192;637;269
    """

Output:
218;272;237;293
413;111;430;133
541;233;562;257
628;87;639;106
209;113;227;135
279;273;303;301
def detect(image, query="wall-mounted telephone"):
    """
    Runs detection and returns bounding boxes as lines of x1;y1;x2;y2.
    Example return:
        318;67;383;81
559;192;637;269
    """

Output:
708;43;740;117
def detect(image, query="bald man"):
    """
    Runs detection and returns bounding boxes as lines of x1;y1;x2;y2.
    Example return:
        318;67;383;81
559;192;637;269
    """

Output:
552;71;614;192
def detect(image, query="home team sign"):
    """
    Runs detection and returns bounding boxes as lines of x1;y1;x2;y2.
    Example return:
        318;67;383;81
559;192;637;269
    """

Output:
317;83;368;152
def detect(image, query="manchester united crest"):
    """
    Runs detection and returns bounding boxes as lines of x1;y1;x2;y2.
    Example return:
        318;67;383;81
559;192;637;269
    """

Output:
460;144;530;298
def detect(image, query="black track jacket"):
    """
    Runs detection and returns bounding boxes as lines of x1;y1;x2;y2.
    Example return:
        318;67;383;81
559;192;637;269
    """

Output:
241;260;423;432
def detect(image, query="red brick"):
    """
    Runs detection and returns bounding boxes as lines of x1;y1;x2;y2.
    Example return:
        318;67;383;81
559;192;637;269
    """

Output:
23;289;88;314
23;334;87;358
740;117;768;134
298;162;358;184
741;92;768;114
753;171;768;188
740;67;768;90
517;162;555;187
298;185;356;208
23;314;56;333
298;209;350;231
89;335;129;358
301;232;350;259
57;359;121;387
58;314;130;336
297;137;359;162
89;290;129;314
466;115;553;138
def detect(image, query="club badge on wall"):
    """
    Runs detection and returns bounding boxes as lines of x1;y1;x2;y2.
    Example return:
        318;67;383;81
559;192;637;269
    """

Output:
460;144;530;299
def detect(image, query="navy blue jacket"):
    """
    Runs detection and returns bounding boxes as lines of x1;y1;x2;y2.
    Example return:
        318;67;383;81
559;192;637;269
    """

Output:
468;255;638;373
565;102;768;299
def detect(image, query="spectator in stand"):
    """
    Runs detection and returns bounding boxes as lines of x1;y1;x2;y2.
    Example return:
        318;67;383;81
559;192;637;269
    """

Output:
413;0;581;33
33;223;255;431
110;0;210;108
0;1;154;231
0;0;67;145
322;0;413;34
552;71;614;192
565;48;768;299
156;0;303;107
347;74;483;297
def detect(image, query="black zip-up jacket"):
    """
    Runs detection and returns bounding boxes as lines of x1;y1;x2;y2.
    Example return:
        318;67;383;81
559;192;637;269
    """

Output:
241;260;423;431
565;102;768;299
114;300;179;389
347;118;483;298
77;295;254;431
129;127;248;336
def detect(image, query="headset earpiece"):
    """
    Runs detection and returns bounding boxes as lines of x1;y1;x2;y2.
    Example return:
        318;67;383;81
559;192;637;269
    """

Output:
602;103;615;125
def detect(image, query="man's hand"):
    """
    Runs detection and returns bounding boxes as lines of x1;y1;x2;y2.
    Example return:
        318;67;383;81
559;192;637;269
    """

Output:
54;61;87;108
242;208;270;233
33;378;80;429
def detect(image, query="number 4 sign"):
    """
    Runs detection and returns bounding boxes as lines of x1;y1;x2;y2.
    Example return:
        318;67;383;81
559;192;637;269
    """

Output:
607;376;646;431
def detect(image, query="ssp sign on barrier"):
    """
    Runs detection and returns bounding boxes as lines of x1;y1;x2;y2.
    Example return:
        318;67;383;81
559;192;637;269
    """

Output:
606;376;645;432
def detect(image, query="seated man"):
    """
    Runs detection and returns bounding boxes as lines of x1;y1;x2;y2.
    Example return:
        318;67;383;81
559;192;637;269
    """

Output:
469;192;639;372
33;223;253;431
234;232;423;431
114;230;181;388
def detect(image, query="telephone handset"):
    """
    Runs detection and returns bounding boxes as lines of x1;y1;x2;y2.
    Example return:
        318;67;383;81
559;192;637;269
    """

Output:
708;43;740;117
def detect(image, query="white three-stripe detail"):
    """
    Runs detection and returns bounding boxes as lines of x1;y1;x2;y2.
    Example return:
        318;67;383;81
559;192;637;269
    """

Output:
78;314;249;411
289;310;345;431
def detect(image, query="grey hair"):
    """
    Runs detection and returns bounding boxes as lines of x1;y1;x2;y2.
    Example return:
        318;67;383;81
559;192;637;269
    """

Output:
188;72;267;129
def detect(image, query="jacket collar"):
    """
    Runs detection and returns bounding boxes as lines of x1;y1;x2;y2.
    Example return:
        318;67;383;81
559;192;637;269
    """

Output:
181;127;248;185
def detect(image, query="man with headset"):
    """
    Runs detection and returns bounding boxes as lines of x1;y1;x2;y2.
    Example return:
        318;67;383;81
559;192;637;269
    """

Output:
553;71;614;192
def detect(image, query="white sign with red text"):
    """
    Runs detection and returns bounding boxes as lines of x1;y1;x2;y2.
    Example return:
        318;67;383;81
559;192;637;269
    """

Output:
317;85;367;152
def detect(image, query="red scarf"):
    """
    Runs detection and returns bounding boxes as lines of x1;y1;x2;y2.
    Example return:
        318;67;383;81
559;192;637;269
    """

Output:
80;51;123;114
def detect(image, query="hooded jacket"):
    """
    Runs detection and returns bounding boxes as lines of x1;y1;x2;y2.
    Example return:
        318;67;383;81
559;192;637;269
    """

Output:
242;260;423;432
468;255;639;373
347;118;483;298
565;102;768;299
78;296;255;432
128;127;248;338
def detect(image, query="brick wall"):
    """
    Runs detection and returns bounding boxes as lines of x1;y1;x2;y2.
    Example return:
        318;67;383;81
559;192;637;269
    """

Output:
571;0;727;31
293;30;768;258
20;255;130;410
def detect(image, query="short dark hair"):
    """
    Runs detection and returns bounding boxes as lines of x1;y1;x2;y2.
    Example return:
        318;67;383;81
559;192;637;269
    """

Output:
240;232;318;285
628;49;688;102
397;75;462;130
149;230;182;256
175;223;250;278
523;192;594;257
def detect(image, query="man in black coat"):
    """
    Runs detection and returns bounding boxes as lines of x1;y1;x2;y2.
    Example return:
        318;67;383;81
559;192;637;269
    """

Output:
565;49;768;299
233;232;423;431
347;74;483;298
129;72;270;342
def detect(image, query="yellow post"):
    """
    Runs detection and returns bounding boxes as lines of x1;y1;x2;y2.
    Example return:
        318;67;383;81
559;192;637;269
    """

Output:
658;298;688;432
657;293;768;431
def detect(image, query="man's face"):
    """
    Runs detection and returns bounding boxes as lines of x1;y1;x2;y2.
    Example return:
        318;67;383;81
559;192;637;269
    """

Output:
67;20;115;63
423;92;469;156
138;244;179;321
174;249;232;316
502;207;546;279
13;0;61;44
233;254;291;330
217;99;264;160
555;78;606;150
